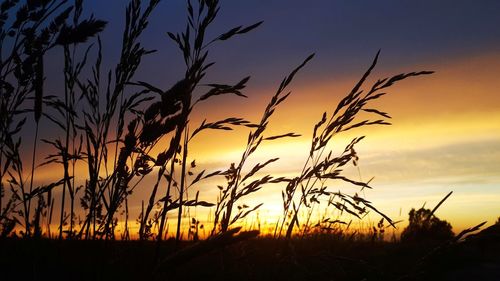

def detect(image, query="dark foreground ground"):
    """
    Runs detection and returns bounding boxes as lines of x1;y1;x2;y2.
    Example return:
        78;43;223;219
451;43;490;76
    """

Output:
1;228;499;281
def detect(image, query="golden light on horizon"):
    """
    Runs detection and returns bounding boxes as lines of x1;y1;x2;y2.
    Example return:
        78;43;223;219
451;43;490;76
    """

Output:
23;50;500;239
4;2;500;280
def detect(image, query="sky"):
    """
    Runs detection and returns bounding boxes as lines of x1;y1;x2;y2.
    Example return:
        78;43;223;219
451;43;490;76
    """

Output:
17;0;500;236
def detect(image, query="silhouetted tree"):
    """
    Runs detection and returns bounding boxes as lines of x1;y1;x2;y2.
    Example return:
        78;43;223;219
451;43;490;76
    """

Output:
401;208;454;243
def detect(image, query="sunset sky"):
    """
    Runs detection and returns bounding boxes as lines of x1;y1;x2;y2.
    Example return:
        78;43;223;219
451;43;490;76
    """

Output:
27;0;500;235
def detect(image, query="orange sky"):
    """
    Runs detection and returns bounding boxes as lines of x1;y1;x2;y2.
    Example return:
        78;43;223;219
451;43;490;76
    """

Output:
28;50;500;237
183;51;500;233
9;0;500;239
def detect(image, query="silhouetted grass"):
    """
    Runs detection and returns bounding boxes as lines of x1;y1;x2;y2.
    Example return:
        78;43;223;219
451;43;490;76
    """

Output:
2;2;497;280
275;51;433;239
0;0;432;242
210;53;313;235
2;224;499;281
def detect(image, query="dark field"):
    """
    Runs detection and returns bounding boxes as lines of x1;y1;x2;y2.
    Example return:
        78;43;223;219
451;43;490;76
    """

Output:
1;1;500;281
2;229;499;281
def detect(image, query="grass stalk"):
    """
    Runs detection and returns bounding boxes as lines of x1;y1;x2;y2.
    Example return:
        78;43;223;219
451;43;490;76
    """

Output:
176;127;189;243
158;156;176;241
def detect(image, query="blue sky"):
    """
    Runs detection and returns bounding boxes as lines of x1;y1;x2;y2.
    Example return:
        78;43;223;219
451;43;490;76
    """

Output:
11;0;500;235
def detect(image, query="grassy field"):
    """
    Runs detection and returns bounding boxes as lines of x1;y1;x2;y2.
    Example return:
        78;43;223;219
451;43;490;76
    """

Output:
2;227;499;281
1;1;499;280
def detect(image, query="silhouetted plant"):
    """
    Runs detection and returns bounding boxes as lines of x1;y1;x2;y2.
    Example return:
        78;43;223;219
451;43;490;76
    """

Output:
275;51;433;239
92;0;161;240
134;0;262;242
211;54;313;235
44;0;106;240
0;0;435;246
0;0;102;237
400;207;454;243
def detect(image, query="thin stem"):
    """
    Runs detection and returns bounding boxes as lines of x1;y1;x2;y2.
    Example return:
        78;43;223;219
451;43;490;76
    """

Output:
60;45;71;240
158;157;175;242
27;122;40;237
16;163;30;236
176;127;189;243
